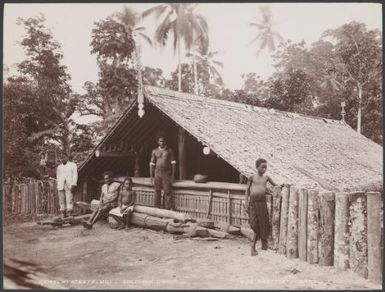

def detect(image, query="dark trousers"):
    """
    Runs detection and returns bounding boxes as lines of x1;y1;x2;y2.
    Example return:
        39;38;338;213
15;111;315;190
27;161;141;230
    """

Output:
154;169;173;209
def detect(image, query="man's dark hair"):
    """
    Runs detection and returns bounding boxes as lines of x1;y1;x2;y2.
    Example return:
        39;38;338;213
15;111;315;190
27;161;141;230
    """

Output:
102;171;114;178
123;177;133;184
156;131;167;142
256;158;267;168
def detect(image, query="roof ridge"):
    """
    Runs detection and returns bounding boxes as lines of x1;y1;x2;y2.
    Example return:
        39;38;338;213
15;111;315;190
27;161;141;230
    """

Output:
144;85;346;125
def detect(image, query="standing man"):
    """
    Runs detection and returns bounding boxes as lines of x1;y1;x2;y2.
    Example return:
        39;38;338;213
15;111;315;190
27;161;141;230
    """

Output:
149;135;176;210
56;152;78;218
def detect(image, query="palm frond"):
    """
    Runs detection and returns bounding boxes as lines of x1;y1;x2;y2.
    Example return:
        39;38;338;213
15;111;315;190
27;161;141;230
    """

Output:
248;32;263;46
142;4;169;20
249;22;264;29
212;60;223;68
138;32;153;46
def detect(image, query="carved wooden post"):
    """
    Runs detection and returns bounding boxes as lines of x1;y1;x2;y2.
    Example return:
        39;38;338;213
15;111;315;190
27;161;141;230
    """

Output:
366;192;382;284
266;192;273;247
349;192;368;278
298;188;308;261
307;189;319;264
178;128;187;180
318;191;335;266
271;186;281;250
287;186;299;259
334;192;350;271
279;185;290;254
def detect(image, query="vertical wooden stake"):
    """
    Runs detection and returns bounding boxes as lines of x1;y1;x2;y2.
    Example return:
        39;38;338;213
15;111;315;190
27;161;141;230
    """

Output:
366;192;382;284
307;189;319;264
334;192;350;271
227;190;231;224
178;128;187;180
287;186;299;259
298;188;308;261
349;192;368;278
318;191;335;266
272;186;282;250
279;185;290;255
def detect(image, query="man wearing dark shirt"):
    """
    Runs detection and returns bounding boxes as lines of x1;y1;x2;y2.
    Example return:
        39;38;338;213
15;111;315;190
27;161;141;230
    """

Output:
150;136;176;210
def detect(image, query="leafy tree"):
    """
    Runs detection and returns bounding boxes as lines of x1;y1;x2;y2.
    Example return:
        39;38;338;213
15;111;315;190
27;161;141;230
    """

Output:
323;21;382;134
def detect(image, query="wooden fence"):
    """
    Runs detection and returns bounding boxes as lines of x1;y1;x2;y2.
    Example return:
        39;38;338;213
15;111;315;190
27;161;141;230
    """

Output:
3;178;383;284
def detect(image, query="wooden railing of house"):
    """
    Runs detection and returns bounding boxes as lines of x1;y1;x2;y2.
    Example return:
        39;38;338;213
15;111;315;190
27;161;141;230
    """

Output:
3;178;383;284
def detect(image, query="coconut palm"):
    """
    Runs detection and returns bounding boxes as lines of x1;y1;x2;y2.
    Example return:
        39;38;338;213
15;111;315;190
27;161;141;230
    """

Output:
249;5;283;55
142;3;208;92
187;44;224;86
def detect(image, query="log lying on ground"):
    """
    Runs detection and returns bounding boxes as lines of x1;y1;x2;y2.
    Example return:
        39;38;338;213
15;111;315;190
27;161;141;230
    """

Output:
240;227;254;241
195;218;215;229
37;214;91;226
133;205;192;222
216;222;241;235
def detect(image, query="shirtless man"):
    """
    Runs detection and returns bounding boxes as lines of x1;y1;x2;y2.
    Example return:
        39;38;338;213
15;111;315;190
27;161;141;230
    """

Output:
149;135;176;210
245;158;283;256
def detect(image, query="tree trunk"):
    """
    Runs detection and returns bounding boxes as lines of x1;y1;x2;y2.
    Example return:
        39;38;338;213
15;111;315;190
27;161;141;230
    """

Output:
278;185;290;254
178;38;182;92
366;192;382;284
307;189;319;264
349;192;368;278
178;127;187;179
192;31;198;95
133;204;191;222
334;192;350;271
287;186;299;259
298;188;308;261
357;83;362;134
318;192;335;266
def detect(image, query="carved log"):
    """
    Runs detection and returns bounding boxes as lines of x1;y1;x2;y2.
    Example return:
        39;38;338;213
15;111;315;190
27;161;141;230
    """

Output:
349;192;368;278
307;189;319;264
287;186;299;259
279;185;290;254
334;192;350;271
298;188;308;261
178;128;187;180
318;191;335;266
133;205;191;222
366;192;382;284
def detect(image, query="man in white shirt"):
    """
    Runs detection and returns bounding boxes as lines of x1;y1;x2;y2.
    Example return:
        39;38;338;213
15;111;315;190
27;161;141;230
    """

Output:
56;153;78;218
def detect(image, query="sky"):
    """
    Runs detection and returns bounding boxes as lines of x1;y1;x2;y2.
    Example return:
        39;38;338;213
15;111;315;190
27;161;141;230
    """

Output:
4;2;382;94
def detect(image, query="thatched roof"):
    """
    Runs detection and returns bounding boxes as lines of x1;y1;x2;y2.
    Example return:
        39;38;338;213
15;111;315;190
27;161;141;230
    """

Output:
79;86;382;192
144;86;383;191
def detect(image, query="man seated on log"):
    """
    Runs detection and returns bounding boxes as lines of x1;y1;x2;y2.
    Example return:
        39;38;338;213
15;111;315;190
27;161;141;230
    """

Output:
244;158;283;256
83;171;120;229
149;134;176;210
109;177;136;229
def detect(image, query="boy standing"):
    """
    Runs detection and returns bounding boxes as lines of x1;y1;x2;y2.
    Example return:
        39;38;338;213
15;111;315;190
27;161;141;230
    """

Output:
245;158;283;256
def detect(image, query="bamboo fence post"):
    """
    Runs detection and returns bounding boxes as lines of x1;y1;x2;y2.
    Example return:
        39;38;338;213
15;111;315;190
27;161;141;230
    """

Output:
271;186;281;250
334;192;350;271
366;192;382;284
318;191;335;266
279;185;290;254
266;192;273;246
287;186;299;259
227;190;231;224
349;192;368;278
307;189;319;264
298;188;308;261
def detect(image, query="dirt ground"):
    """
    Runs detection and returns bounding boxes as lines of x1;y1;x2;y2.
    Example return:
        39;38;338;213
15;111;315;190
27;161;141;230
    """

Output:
3;220;382;290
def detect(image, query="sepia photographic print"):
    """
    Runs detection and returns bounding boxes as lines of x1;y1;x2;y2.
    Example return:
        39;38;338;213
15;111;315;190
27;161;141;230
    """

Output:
3;1;383;289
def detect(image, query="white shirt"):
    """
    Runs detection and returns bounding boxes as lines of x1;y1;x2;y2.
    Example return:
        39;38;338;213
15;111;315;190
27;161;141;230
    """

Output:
101;182;121;202
56;161;78;191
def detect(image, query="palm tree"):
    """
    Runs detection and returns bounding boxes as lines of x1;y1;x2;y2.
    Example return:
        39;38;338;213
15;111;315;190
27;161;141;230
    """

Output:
249;6;283;55
186;44;224;86
142;3;207;92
